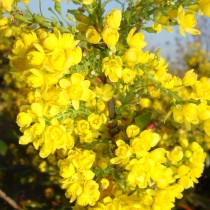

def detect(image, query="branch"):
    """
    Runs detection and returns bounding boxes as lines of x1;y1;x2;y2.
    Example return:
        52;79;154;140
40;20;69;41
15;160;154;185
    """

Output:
0;189;22;210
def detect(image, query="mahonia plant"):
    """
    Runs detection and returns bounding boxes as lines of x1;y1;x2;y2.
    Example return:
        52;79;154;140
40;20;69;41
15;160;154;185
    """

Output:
1;0;210;209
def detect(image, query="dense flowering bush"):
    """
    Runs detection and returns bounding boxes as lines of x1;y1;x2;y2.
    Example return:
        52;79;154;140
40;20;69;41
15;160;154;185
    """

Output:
1;0;210;209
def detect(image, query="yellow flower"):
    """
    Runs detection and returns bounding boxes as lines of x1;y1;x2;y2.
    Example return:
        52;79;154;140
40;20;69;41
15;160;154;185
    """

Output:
177;6;200;36
177;165;190;177
100;178;109;190
0;18;8;30
122;68;136;84
105;9;122;29
77;180;100;206
27;68;44;88
16;112;33;127
42;33;58;50
126;27;147;49
101;27;119;47
183;69;197;86
31;102;43;117
19;129;32;145
102;56;122;82
74;120;90;135
198;0;210;17
123;48;141;66
0;0;14;12
139;98;151;108
126;125;140;138
197;102;210;121
182;103;199;125
173;104;199;127
40;125;73;158
59;73;95;110
167;146;183;164
86;26;100;44
149;148;166;163
27;50;45;66
131;130;160;157
88;113;106;130
110;140;132;165
94;84;113;102
58;161;75;178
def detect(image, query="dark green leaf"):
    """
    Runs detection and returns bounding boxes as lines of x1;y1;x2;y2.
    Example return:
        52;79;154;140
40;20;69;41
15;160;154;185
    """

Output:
135;112;151;130
0;140;8;156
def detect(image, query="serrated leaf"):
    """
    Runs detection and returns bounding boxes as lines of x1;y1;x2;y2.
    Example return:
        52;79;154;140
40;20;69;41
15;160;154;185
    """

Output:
0;140;8;156
135;112;152;130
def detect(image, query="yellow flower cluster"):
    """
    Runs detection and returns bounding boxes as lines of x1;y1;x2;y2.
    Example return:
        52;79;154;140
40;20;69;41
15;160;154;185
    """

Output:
104;126;206;209
58;149;100;206
10;29;82;91
172;70;210;131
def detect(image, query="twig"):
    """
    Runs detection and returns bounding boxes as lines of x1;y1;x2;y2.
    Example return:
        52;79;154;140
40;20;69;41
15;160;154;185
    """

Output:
0;189;22;210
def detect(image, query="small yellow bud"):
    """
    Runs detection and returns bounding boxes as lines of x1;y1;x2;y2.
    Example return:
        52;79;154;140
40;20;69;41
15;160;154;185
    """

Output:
126;125;140;138
139;98;151;108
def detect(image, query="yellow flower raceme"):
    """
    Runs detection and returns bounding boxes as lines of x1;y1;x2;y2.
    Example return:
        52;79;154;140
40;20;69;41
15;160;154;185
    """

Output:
198;0;210;17
177;6;200;36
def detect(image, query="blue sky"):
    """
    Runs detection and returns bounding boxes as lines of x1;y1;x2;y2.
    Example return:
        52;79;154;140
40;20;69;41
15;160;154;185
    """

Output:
23;0;196;61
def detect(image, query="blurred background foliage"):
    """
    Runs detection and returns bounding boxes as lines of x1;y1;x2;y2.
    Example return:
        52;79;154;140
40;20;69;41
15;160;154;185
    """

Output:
1;12;210;210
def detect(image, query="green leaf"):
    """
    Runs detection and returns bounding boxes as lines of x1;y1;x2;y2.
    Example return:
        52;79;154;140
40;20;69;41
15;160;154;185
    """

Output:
144;27;156;33
135;112;152;130
67;9;79;16
0;140;8;156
